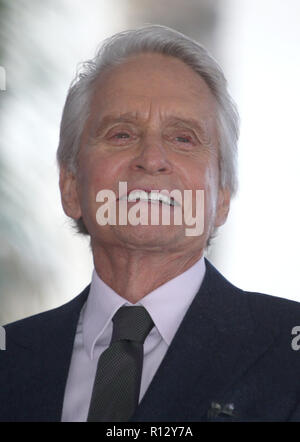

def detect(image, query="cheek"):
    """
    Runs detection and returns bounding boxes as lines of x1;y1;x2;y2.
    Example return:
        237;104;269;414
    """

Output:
181;159;220;221
76;162;108;218
181;158;219;192
78;154;113;193
76;152;129;221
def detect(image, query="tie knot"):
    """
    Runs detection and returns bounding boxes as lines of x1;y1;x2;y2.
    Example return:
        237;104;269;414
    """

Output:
111;306;154;344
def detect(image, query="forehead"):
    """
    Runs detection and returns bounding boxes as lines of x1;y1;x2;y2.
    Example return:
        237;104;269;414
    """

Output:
88;53;218;125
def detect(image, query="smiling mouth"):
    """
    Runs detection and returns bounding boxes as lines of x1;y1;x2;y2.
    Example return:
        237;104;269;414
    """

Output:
119;190;179;207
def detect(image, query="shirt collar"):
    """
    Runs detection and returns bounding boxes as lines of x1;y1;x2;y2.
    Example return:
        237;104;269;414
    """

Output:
82;257;206;359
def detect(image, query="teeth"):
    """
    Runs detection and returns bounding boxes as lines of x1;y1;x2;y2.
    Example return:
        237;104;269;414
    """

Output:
128;190;149;202
121;190;176;206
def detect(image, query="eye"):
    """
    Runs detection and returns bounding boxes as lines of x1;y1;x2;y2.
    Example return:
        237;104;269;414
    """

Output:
173;132;196;146
164;127;196;147
113;132;130;139
175;135;192;143
106;128;137;145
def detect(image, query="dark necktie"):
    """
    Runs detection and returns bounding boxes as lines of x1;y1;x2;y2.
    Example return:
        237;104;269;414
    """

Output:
87;305;154;422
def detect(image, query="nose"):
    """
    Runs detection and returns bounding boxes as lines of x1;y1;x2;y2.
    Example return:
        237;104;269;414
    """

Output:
130;134;173;176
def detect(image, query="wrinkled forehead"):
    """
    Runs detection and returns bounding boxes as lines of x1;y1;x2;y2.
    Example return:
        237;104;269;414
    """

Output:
85;53;219;139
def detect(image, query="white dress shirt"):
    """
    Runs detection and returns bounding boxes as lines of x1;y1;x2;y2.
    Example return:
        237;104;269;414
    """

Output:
61;257;206;421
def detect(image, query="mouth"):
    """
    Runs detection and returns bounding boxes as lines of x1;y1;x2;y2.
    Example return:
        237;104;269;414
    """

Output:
119;189;180;207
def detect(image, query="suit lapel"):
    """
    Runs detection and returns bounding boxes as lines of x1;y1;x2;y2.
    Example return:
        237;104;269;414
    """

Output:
6;286;90;421
131;260;276;421
37;286;90;421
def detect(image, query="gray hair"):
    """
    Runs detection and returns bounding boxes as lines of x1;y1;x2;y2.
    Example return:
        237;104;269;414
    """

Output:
57;25;239;235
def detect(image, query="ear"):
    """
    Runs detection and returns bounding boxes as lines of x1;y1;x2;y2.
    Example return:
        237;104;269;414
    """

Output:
214;187;231;228
59;167;82;220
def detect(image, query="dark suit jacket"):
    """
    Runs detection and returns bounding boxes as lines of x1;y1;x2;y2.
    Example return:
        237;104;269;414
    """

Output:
1;260;300;421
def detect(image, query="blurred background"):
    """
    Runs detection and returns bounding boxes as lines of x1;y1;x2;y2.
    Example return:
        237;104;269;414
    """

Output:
1;0;300;324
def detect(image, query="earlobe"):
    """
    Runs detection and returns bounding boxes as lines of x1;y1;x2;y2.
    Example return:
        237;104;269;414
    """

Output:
59;167;82;219
215;187;231;227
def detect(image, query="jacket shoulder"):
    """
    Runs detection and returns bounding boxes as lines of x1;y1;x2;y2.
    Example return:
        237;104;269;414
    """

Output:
3;285;90;349
205;259;300;332
245;289;300;320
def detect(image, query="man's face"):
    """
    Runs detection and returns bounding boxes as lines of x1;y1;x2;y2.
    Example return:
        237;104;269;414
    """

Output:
60;53;230;255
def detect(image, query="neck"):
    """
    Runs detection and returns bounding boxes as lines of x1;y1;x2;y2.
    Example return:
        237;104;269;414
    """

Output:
91;243;204;303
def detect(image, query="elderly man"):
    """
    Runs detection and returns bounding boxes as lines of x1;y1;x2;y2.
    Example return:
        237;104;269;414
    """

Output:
1;25;300;422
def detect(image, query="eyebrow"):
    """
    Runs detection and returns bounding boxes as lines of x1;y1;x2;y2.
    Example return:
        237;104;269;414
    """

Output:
93;112;139;134
165;117;210;135
93;112;212;138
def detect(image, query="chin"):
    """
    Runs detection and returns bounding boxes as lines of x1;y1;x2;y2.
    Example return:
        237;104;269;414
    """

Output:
112;224;185;249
